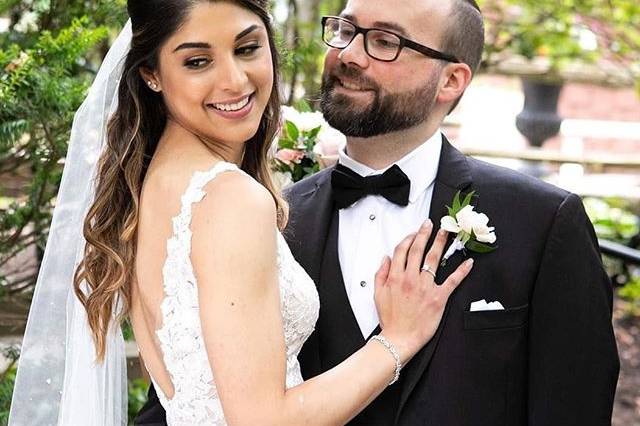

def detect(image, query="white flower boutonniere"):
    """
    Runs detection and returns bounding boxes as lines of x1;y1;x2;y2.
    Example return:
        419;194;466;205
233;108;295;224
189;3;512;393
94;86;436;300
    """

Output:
440;191;497;266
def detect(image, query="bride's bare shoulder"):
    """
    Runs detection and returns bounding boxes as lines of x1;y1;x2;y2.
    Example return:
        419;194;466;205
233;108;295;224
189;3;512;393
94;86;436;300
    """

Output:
142;156;275;222
141;159;200;200
196;167;276;225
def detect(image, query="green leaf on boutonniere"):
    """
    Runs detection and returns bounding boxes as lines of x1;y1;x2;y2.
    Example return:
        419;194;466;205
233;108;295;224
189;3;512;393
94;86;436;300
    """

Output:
465;239;497;253
285;120;299;141
441;191;496;265
452;191;462;212
461;190;475;209
447;190;476;217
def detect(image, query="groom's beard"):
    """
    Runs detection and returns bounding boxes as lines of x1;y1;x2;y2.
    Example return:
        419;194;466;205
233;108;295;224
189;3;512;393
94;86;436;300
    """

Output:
320;63;439;138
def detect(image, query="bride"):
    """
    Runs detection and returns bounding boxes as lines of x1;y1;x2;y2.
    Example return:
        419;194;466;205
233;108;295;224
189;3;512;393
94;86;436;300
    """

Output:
9;1;473;424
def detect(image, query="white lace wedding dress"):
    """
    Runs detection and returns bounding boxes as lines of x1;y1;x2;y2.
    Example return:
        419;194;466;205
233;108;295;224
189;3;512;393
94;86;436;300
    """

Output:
148;161;320;425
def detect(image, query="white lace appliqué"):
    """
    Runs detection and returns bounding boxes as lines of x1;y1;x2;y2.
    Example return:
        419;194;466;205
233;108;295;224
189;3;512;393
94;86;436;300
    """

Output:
150;162;319;425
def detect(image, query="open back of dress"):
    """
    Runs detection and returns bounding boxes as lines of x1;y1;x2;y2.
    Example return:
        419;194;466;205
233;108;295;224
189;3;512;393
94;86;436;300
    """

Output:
135;161;319;425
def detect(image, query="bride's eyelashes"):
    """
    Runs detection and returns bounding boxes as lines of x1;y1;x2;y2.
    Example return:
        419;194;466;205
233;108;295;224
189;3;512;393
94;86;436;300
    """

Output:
182;44;263;69
184;56;212;69
235;43;262;56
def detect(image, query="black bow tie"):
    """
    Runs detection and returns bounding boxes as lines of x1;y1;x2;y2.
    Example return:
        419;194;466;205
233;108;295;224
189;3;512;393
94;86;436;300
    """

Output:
331;163;411;209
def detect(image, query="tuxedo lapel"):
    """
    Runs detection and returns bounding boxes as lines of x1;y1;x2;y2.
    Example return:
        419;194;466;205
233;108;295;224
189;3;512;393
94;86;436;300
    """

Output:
317;211;367;364
289;167;368;375
395;137;473;423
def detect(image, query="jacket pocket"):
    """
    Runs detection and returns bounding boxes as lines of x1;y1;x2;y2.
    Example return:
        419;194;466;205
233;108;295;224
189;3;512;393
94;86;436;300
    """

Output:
463;303;529;330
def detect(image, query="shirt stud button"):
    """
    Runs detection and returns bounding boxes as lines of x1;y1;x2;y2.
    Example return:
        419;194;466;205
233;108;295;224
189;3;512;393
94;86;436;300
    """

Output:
369;214;376;221
360;281;367;287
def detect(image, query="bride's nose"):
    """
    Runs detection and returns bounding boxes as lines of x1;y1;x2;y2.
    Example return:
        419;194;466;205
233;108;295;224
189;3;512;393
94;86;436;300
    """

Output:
218;55;250;94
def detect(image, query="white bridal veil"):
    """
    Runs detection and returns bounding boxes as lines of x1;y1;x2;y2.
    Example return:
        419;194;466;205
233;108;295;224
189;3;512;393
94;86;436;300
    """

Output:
9;20;133;426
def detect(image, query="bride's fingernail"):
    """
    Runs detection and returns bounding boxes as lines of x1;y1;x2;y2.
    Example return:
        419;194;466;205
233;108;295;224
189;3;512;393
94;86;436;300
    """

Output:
423;219;432;228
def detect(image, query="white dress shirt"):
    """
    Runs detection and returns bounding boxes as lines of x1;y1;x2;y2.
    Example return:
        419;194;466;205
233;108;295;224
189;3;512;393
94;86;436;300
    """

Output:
337;131;443;338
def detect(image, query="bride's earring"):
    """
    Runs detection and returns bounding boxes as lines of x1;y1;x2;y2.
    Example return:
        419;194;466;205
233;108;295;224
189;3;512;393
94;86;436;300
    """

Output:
147;80;159;91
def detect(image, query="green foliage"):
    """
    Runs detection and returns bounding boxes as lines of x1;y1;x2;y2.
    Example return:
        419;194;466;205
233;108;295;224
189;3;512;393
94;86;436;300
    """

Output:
584;197;639;242
272;107;323;184
0;359;150;425
0;1;125;300
584;197;640;316
0;346;19;425
128;378;148;424
279;32;325;105
0;364;16;425
122;320;134;342
276;0;345;106
618;278;640;316
479;0;640;85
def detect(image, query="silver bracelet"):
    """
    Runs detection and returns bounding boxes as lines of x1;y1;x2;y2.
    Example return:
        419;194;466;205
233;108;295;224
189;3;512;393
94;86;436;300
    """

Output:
370;335;402;385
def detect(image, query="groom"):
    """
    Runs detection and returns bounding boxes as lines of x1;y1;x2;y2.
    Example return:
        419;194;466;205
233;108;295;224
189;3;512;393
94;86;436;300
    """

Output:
285;0;619;425
136;0;619;424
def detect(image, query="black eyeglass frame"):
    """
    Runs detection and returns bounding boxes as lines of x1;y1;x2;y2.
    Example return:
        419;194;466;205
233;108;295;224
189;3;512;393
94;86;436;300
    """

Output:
321;16;460;63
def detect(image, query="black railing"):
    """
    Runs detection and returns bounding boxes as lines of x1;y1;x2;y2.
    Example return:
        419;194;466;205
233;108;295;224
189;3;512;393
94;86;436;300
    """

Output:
599;239;640;266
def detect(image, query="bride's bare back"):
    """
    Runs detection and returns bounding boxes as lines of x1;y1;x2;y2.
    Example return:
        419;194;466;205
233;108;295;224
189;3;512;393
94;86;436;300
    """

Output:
131;137;218;400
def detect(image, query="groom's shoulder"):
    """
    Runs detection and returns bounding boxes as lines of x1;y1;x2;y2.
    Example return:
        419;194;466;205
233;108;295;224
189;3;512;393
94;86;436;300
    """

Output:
466;155;571;209
283;167;333;203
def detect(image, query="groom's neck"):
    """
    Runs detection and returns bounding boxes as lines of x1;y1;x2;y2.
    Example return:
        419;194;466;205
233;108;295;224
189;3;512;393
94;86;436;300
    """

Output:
345;119;440;170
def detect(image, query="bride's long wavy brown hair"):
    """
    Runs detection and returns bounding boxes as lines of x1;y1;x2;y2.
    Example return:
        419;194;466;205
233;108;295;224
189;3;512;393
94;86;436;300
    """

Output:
74;0;285;360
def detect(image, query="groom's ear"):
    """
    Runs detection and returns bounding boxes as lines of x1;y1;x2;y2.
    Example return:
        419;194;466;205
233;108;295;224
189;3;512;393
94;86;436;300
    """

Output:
436;63;472;106
139;66;162;92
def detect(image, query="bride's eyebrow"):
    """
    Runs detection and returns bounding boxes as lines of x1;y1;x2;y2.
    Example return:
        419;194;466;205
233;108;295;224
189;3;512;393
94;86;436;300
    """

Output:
234;24;261;41
172;24;262;52
173;42;211;52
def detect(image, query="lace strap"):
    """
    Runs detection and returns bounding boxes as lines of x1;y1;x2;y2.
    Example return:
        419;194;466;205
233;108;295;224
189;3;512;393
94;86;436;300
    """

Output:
160;161;246;325
171;161;244;236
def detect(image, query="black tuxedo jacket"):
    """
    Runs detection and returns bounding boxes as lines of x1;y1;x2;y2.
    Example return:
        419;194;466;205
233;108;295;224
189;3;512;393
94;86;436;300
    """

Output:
135;137;619;426
284;137;619;425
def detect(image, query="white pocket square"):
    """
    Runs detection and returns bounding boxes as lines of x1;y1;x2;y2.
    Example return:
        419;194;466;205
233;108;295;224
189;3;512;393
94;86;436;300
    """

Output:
470;299;505;312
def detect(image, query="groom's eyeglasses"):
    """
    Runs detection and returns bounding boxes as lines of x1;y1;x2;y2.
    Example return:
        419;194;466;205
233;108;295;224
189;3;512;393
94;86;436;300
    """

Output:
321;16;460;63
